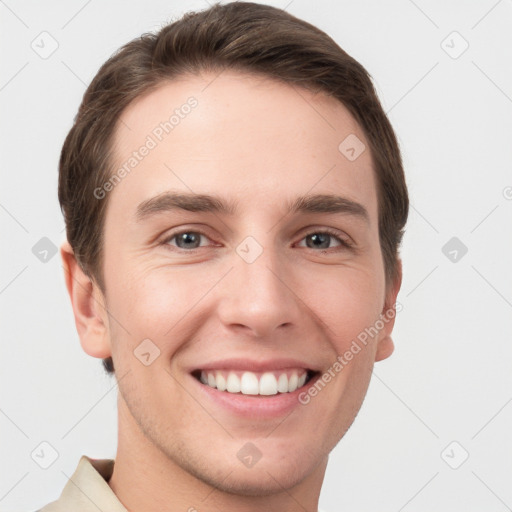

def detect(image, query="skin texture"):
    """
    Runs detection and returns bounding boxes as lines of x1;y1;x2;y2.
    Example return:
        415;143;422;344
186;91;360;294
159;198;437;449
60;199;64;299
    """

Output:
61;70;402;512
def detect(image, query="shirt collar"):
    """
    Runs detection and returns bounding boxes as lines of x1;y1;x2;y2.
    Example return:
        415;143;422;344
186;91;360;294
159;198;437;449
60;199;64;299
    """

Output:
56;455;127;511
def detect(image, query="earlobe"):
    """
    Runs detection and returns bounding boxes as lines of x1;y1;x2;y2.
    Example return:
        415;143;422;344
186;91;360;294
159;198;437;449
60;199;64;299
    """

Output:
375;335;394;361
60;240;112;359
375;258;403;362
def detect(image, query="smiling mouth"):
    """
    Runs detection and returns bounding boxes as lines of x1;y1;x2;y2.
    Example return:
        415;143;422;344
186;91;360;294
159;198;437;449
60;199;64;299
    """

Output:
192;369;318;396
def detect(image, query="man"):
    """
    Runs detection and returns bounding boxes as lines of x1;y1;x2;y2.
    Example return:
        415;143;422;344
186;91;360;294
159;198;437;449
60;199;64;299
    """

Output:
40;1;409;510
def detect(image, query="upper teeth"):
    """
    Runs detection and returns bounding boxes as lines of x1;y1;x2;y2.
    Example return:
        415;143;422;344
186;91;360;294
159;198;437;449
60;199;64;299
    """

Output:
199;370;308;395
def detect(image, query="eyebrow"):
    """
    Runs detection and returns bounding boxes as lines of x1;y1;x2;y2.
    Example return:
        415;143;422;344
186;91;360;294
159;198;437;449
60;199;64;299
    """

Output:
135;191;370;224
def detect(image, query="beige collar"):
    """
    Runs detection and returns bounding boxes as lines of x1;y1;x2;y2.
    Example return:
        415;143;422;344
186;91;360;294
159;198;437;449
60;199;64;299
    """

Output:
41;455;127;511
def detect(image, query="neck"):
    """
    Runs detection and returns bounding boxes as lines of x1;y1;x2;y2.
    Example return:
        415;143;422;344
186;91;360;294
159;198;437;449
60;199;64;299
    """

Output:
108;395;327;512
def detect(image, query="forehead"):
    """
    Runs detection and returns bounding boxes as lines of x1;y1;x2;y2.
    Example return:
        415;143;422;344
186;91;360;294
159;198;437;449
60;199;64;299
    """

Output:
109;70;378;223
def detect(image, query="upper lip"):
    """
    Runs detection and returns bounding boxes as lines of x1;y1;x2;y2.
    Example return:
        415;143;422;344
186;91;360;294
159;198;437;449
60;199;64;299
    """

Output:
192;358;321;373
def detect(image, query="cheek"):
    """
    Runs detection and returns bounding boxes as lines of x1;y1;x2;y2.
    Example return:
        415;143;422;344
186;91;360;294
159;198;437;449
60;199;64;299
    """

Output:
104;264;213;356
306;268;383;348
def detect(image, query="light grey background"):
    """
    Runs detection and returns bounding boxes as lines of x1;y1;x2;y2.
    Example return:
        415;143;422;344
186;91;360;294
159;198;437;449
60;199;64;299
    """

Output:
1;1;511;511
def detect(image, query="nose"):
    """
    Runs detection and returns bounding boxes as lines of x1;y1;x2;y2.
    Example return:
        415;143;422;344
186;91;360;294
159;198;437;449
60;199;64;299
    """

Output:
216;241;303;339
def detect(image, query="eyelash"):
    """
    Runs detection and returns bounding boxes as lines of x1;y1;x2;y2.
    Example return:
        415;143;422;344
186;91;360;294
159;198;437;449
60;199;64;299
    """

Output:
160;228;354;253
300;228;354;250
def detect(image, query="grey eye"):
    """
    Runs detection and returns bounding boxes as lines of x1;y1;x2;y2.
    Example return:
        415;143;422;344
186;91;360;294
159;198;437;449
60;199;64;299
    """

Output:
172;232;203;249
305;233;333;249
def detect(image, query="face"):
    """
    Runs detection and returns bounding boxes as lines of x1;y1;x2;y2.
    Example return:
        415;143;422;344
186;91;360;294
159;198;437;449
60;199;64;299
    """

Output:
77;71;400;494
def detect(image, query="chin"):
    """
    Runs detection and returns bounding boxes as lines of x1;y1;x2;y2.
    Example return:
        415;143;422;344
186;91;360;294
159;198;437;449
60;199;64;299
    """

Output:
162;436;324;497
194;459;316;497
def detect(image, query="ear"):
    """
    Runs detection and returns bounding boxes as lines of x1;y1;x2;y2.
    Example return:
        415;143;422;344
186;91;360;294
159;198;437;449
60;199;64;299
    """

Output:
375;258;403;362
60;240;111;359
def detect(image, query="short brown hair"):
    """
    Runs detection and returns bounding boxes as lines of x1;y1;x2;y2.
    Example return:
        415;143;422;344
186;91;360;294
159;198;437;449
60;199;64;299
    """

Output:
59;1;409;375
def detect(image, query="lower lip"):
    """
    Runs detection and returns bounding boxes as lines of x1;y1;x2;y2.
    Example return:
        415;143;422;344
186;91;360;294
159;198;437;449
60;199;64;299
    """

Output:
190;373;319;418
